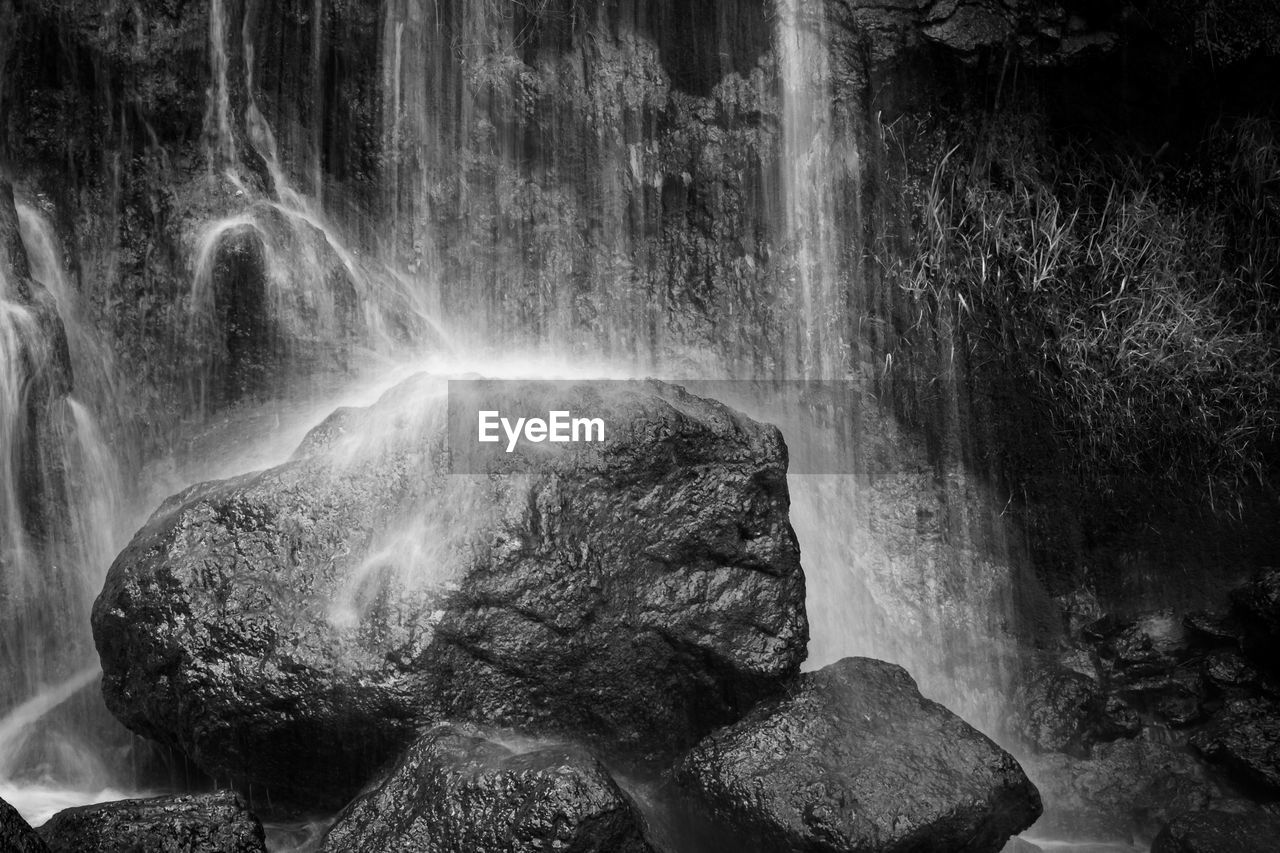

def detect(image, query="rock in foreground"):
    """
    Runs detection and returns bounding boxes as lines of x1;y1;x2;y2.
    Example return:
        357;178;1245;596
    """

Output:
0;797;49;853
37;792;266;853
93;377;807;805
1152;810;1280;853
320;722;651;853
676;657;1042;853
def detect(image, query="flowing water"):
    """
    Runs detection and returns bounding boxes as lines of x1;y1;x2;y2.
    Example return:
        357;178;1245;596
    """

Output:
0;0;1034;846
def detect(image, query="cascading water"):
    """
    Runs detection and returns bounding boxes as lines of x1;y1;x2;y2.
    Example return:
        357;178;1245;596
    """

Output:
0;200;145;825
1;0;1042;846
770;2;1019;739
777;0;843;379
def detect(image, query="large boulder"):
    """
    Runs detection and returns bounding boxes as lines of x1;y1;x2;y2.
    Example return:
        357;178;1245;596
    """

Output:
1152;810;1280;853
93;377;808;806
674;657;1042;853
37;792;266;853
320;722;651;853
0;797;49;853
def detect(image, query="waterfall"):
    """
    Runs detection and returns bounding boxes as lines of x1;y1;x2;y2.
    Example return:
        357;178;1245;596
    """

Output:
776;0;843;379
185;0;448;413
0;202;141;822
0;0;1034;839
204;0;238;171
771;2;1016;738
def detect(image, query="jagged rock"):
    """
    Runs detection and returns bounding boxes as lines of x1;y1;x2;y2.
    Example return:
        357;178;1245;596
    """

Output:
0;797;49;853
1152;809;1280;853
1026;736;1228;843
93;377;808;806
320;723;651;853
37;792;266;853
1190;699;1280;794
675;657;1042;853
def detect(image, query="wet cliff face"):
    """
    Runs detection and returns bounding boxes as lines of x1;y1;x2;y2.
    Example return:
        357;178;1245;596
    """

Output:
2;0;1278;646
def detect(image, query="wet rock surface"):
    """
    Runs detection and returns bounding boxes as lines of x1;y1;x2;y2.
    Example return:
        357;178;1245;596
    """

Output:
1025;736;1234;843
676;656;1042;853
37;792;266;853
1011;663;1121;755
0;797;50;853
320;722;651;853
93;377;808;806
1190;699;1280;795
1014;567;1280;843
1152;809;1280;853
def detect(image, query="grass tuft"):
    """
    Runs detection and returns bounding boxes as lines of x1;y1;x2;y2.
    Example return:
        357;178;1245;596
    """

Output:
887;116;1280;511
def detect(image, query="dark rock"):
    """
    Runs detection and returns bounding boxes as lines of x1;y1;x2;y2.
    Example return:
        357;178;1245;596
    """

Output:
1184;612;1244;646
923;4;1012;53
1203;651;1261;693
1231;569;1280;670
1011;664;1105;754
37;792;266;853
1027;736;1227;843
1102;695;1143;739
1190;699;1280;795
1152;809;1280;853
1096;613;1185;678
1120;668;1205;728
1158;693;1205;728
0;180;32;285
93;377;808;806
0;797;49;853
675;657;1042;853
319;722;651;853
1057;588;1104;639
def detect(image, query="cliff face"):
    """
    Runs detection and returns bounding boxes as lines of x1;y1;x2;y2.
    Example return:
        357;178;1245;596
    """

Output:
2;0;1277;650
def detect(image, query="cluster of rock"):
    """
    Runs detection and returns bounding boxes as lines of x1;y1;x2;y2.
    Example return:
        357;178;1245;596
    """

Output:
1008;570;1280;846
6;378;1043;852
0;793;266;853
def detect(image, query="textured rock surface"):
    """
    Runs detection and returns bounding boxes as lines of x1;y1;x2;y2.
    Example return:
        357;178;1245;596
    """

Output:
676;657;1042;853
1011;664;1109;755
0;797;50;853
1152;810;1280;853
320;722;651;853
93;376;807;805
37;792;266;853
1026;737;1232;842
1190;699;1280;795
